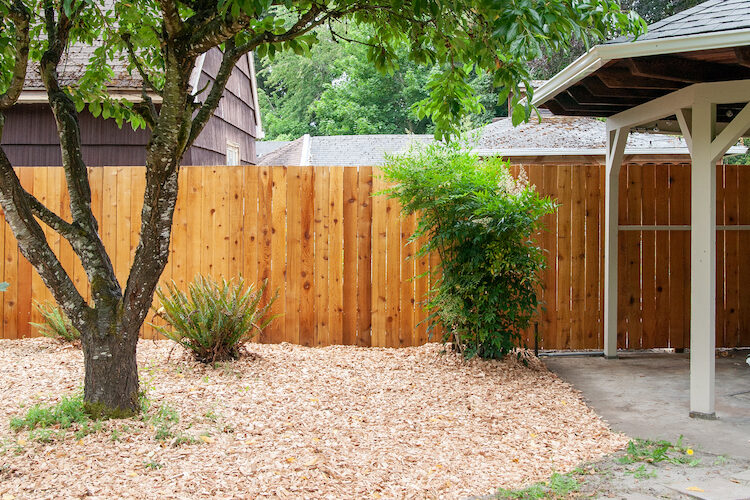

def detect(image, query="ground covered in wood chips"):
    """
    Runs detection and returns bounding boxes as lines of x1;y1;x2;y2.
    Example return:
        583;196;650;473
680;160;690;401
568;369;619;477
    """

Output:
0;339;627;499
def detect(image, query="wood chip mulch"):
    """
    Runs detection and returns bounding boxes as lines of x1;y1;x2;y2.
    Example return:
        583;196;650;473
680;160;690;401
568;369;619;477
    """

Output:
0;338;628;499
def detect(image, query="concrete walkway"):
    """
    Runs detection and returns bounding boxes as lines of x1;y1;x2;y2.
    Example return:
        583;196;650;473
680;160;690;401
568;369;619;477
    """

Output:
544;349;750;459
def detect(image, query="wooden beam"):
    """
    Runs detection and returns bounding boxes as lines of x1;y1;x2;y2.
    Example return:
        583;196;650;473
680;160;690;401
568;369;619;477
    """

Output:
555;92;630;114
581;76;664;99
629;55;750;83
597;67;684;90
735;46;750;68
568;85;650;107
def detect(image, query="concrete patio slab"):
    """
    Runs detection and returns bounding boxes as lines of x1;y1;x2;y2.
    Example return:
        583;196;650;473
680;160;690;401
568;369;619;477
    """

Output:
544;349;750;459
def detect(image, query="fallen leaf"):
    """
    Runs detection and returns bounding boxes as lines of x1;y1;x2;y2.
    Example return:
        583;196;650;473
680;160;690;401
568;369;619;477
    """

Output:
686;487;705;492
17;438;26;447
199;435;214;444
303;457;319;466
3;494;16;500
127;472;138;478
285;457;296;463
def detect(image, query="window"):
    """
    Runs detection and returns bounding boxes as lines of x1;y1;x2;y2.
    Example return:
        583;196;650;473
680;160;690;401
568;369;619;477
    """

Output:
226;141;240;165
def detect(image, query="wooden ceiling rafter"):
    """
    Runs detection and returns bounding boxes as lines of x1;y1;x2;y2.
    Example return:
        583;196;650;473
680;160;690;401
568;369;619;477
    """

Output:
595;67;684;90
628;55;750;83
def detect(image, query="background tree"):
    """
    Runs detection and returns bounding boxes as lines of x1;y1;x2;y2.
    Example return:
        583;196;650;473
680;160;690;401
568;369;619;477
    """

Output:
258;25;510;140
0;0;643;415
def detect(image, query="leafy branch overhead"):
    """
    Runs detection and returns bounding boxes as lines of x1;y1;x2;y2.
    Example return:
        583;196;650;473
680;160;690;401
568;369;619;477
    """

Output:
1;0;645;138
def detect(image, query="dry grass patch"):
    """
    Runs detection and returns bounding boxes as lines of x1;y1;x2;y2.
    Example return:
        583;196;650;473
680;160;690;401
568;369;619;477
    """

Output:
0;338;627;499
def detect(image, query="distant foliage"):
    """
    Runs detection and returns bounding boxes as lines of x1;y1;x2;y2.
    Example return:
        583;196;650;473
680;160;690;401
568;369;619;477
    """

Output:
31;301;81;343
725;138;750;165
154;276;278;363
382;142;556;359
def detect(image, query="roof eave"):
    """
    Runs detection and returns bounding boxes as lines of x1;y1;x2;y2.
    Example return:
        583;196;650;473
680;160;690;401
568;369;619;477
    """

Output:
533;28;750;108
17;89;163;105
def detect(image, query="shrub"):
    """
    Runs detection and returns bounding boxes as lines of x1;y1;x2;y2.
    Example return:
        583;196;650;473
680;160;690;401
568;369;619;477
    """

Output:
30;301;81;343
382;141;556;359
154;276;278;363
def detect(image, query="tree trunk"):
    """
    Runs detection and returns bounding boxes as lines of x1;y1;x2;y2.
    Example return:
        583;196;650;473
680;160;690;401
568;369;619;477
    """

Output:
81;321;140;417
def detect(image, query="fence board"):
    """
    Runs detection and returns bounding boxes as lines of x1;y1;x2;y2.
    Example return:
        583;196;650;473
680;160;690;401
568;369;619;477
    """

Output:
342;167;359;345
1;163;749;350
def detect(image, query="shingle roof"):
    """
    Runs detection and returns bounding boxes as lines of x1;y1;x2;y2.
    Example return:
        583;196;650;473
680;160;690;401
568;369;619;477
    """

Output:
258;116;705;166
259;134;433;166
256;140;291;158
612;0;750;43
25;43;141;90
258;136;306;166
475;115;687;150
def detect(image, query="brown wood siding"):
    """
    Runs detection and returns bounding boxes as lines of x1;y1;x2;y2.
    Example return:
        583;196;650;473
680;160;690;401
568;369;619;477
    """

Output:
192;49;258;165
1;104;149;166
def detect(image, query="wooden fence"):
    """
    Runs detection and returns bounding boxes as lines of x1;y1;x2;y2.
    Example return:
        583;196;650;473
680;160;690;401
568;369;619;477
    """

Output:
0;163;749;350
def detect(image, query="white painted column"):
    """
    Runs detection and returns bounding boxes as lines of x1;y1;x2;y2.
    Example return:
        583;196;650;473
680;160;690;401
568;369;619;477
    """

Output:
688;97;716;419
603;127;629;359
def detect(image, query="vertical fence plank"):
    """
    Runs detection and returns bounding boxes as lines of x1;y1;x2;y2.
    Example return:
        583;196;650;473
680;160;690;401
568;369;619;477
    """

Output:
371;169;387;347
342;167;359;345
570;165;586;349
328;167;344;345
257;166;273;343
723;164;740;347
299;166;316;346
270;167;287;343
228;166;245;280
400;212;416;346
640;164;657;349
357;167;373;347
556;165;572;349
385;187;401;347
286;166;302;346
541;165;558;349
737;165;750;347
242;165;259;289
654;165;671;349
583;164;601;348
669;164;691;349
314;167;330;345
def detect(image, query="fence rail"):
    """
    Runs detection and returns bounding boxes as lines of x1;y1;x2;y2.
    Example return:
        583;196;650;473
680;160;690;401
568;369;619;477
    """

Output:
1;163;749;350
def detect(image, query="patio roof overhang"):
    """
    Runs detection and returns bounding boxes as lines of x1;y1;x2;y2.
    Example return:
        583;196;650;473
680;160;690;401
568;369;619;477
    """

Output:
532;28;750;420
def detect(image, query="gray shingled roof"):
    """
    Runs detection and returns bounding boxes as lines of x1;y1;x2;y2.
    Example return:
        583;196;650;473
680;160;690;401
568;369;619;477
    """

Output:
256;140;291;158
25;43;141;90
475;115;687;150
259;134;433;166
611;0;750;43
258;116;710;166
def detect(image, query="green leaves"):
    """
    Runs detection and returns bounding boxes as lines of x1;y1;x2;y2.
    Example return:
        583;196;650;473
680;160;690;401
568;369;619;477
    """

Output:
381;141;557;359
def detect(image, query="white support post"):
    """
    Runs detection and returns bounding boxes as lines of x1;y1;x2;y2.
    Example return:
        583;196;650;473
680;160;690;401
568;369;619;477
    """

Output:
603;126;629;359
688;97;717;419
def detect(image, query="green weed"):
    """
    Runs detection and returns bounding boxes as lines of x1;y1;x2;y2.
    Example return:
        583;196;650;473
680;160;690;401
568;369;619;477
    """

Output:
495;472;580;499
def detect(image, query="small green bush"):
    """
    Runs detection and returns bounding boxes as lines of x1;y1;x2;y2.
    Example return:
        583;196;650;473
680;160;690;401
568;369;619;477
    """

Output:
154;276;278;363
382;141;556;359
30;301;81;343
